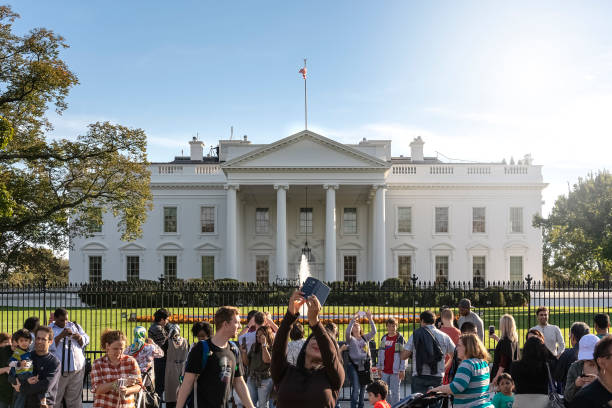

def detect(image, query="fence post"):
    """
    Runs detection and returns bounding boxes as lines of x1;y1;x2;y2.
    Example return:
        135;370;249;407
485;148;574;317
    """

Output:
159;275;166;308
411;274;418;331
525;274;533;329
41;275;48;325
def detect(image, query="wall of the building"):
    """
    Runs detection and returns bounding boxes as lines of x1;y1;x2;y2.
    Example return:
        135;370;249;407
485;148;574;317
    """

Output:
69;185;543;283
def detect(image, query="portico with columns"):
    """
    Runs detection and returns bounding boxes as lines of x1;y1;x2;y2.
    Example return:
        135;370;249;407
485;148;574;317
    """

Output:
70;130;546;283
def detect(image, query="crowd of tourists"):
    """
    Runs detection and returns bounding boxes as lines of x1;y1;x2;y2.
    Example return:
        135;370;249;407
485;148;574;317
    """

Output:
0;296;611;407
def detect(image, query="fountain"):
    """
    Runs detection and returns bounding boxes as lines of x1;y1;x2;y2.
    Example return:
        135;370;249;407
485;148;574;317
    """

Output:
298;253;311;285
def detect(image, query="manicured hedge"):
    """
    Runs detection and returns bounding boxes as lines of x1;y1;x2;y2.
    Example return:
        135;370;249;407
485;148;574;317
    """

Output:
77;278;529;308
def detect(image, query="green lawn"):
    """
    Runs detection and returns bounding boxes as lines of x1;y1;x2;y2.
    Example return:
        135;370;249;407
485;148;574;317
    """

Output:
1;304;608;351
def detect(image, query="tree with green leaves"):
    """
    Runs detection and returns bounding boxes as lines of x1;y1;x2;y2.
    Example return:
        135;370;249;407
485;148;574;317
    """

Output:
533;171;612;281
0;5;152;279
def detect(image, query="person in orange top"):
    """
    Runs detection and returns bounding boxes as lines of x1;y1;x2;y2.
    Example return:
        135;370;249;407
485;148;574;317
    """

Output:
366;380;391;408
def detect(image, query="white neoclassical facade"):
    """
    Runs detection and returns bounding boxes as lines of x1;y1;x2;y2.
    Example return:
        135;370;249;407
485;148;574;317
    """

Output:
69;131;546;284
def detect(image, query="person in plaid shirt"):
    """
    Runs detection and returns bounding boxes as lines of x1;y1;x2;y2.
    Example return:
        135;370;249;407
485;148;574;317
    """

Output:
91;330;142;408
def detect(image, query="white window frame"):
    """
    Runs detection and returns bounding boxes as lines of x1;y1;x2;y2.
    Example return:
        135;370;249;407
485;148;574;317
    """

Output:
297;207;314;235
163;255;178;280
162;205;180;235
255;254;271;283
433;206;451;235
342;254;358;283
472;255;487;287
509;255;524;282
395;206;413;235
434;255;449;285
88;255;103;283
201;255;215;281
342;207;358;235
430;244;454;282
87;207;104;235
397;255;413;282
472;207;486;234
509;207;524;234
255;207;270;235
126;255;141;282
199;205;217;235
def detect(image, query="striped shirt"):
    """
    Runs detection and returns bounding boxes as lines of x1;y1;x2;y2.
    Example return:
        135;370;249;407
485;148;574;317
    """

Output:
449;358;493;407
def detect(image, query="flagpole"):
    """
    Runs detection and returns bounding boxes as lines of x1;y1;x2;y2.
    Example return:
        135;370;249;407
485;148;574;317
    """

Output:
303;58;308;130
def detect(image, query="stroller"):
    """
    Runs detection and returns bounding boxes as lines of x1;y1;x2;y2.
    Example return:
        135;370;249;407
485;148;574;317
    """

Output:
391;392;452;408
136;370;161;408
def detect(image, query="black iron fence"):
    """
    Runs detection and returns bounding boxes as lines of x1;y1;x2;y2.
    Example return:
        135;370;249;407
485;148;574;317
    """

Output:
1;275;611;402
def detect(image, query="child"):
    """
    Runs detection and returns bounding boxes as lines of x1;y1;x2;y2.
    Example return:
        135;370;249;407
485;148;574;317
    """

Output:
366;379;391;408
7;329;34;408
377;317;406;405
492;372;515;408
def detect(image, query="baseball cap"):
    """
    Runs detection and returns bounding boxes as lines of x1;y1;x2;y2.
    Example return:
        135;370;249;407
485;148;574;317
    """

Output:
578;334;600;360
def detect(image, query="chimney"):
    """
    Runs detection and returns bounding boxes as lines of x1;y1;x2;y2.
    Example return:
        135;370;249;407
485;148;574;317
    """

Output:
189;137;205;161
410;136;424;161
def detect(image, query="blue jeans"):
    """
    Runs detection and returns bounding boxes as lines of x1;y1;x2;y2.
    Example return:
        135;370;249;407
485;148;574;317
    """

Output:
247;377;274;408
348;364;366;408
381;372;401;405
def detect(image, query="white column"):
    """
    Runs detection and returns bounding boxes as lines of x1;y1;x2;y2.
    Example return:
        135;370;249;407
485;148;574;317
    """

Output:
274;184;289;281
372;184;386;282
324;184;338;282
225;184;239;280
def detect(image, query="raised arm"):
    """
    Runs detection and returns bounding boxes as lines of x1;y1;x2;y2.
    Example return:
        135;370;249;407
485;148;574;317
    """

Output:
271;290;305;385
363;310;377;341
345;317;355;341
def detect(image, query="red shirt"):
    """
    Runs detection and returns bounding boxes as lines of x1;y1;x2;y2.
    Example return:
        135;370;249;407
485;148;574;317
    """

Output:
90;354;141;408
383;334;398;374
374;400;391;408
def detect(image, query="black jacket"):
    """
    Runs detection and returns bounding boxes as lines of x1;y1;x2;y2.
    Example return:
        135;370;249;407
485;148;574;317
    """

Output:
412;326;441;376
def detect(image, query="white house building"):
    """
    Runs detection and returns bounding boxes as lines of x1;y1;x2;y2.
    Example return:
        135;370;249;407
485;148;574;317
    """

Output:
69;131;546;284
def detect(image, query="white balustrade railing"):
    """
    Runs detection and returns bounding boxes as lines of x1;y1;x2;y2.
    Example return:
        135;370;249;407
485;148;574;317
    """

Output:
195;165;222;175
504;166;528;175
158;165;183;175
467;166;491;175
429;165;454;175
392;165;417;175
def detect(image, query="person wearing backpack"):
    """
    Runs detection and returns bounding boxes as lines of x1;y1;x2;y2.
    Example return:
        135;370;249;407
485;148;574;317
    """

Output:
400;310;455;396
176;306;254;408
345;310;377;408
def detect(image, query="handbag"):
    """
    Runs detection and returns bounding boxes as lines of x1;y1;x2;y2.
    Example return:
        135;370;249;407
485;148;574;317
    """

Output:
137;370;160;408
545;362;565;408
347;336;374;387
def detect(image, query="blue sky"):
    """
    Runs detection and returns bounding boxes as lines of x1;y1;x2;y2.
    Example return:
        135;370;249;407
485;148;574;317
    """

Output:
11;1;612;215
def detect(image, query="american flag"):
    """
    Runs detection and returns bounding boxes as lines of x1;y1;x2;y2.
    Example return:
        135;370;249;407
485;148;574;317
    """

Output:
299;66;307;79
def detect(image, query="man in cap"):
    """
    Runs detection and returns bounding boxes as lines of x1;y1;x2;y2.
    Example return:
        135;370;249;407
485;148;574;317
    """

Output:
457;299;484;341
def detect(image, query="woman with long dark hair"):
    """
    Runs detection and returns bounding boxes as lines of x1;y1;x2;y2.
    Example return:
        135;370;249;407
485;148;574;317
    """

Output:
242;325;274;408
271;290;345;408
510;336;551;407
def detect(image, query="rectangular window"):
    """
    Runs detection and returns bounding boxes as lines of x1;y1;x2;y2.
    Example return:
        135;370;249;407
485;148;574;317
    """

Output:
435;255;449;285
510;256;523;282
255;208;270;234
126;256;139;281
256;255;269;283
343;255;357;283
397;207;412;233
88;207;103;233
299;208;313;234
472;256;486;287
164;207;177;233
343;208;357;234
398;256;411;282
200;206;215;233
89;256;102;283
164;256;177;280
510;207;523;233
435;207;449;233
201;256;214;281
472;207;486;233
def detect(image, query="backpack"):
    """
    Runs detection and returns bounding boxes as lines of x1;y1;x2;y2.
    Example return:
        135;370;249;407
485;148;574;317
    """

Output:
193;340;240;407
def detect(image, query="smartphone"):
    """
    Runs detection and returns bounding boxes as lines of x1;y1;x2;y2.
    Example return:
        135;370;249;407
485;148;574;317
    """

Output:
358;311;366;318
488;325;495;335
301;277;331;306
241;337;246;347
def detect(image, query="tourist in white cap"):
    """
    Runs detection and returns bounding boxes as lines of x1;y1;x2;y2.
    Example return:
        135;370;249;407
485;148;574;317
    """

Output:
564;333;599;403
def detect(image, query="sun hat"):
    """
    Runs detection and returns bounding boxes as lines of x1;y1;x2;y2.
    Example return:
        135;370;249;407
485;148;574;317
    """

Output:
578;333;600;360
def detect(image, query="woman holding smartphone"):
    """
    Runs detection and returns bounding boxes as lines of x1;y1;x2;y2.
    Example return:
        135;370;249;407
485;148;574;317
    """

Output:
242;326;274;408
271;290;344;408
346;310;376;408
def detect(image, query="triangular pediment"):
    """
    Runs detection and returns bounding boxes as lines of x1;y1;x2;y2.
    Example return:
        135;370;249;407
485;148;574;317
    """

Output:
391;243;418;252
194;242;222;251
222;131;389;170
81;241;108;251
156;241;183;251
119;242;146;251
